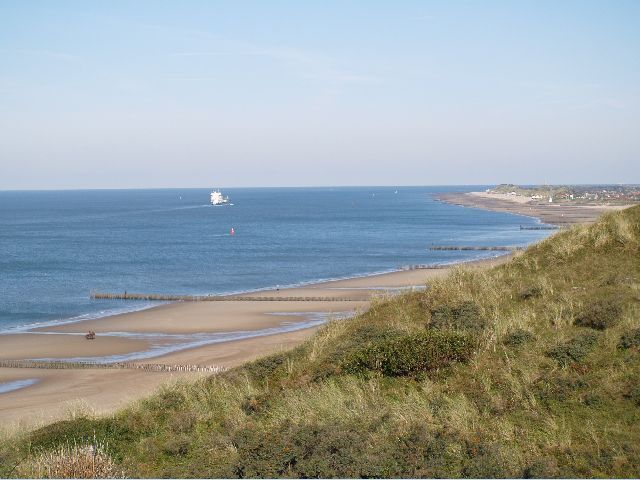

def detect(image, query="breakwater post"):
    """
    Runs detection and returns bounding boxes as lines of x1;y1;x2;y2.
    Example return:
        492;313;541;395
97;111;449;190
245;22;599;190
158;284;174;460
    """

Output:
0;360;227;373
90;292;363;302
427;246;524;251
519;225;559;230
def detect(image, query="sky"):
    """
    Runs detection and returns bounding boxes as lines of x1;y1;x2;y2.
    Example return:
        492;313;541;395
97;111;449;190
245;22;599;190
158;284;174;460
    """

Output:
1;1;639;189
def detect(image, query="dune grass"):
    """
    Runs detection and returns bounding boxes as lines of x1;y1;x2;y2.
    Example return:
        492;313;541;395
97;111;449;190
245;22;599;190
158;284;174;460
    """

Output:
2;205;639;478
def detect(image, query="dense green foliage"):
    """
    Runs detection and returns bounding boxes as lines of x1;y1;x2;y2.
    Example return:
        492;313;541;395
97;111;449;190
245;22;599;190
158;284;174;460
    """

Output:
574;297;624;330
2;205;639;478
343;330;474;377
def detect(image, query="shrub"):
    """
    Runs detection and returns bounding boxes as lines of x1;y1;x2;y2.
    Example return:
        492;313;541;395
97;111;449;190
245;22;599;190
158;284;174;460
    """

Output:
503;329;536;347
583;393;602;407
573;297;623;330
232;421;399;478
311;324;403;379
154;390;186;411
244;351;289;382
429;301;486;332
168;411;197;434
618;328;640;350
462;443;520;478
624;384;640;407
546;332;599;366
17;441;125;479
519;285;543;300
343;330;475;377
232;421;463;478
523;456;560;478
162;434;191;456
535;374;590;403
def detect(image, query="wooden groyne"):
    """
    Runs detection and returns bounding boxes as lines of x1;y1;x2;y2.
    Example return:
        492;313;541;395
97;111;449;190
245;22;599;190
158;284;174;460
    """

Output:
520;225;559;230
428;246;524;251
401;264;450;270
90;292;362;302
0;360;226;373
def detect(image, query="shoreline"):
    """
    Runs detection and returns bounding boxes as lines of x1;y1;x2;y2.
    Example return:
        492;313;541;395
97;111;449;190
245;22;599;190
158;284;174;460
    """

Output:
0;255;510;429
0;253;509;337
5;192;599;430
4;190;614;430
435;191;633;225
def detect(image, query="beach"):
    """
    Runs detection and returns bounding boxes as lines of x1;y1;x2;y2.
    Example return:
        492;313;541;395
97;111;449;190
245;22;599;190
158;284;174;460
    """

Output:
436;191;629;225
0;256;508;430
3;190;635;431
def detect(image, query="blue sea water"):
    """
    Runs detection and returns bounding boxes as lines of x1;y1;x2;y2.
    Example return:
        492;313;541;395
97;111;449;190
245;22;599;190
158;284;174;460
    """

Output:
0;187;550;332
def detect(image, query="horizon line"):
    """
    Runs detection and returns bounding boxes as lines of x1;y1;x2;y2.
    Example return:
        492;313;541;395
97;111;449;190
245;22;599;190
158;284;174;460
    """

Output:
1;182;639;193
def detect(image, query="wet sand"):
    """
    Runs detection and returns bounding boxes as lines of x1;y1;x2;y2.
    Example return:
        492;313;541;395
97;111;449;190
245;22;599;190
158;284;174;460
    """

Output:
0;257;508;429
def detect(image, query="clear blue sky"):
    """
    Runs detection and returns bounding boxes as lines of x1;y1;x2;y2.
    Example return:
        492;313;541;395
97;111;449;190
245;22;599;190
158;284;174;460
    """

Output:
1;1;639;189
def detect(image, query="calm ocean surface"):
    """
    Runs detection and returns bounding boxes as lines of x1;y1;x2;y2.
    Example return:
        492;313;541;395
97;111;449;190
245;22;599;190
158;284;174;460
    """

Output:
0;187;550;332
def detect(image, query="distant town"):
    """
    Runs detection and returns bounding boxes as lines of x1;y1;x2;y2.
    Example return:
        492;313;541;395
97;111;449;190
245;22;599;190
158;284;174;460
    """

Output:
488;184;640;205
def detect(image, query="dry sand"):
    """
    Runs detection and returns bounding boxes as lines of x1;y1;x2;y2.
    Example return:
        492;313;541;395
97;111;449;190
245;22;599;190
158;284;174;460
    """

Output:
436;191;632;225
1;261;511;430
3;191;617;431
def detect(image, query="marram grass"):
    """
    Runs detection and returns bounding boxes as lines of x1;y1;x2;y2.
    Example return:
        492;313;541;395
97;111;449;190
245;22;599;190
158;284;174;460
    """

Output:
1;205;639;478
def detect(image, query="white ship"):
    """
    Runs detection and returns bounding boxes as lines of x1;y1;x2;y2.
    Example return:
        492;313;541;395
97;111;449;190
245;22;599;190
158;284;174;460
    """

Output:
210;189;230;205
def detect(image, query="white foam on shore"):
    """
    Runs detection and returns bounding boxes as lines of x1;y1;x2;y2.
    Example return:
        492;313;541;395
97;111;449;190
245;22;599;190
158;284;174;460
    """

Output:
0;378;39;394
0;302;166;336
29;311;355;364
0;253;510;338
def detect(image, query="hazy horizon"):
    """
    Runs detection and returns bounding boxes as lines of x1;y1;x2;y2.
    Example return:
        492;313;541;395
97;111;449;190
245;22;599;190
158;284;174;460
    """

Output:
1;182;639;193
1;1;639;189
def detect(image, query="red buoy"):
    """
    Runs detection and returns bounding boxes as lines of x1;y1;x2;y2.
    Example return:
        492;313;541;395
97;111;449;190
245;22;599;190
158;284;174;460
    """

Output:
230;227;235;235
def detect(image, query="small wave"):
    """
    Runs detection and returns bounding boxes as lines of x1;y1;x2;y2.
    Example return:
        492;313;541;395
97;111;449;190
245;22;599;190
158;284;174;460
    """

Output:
0;302;166;336
0;378;39;394
29;311;355;364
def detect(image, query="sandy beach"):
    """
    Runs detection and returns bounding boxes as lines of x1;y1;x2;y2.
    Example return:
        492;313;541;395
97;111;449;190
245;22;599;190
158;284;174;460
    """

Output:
436;191;631;225
0;257;509;430
3;191;632;431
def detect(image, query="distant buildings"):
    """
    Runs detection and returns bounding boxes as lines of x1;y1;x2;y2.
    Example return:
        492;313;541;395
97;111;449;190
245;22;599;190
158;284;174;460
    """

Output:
487;184;640;204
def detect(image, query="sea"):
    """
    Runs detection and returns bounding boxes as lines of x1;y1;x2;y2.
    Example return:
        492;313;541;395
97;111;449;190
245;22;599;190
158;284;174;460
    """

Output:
0;187;551;333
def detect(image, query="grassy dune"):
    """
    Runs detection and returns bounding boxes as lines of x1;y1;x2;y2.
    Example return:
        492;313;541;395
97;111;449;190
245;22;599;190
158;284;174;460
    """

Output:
2;206;639;478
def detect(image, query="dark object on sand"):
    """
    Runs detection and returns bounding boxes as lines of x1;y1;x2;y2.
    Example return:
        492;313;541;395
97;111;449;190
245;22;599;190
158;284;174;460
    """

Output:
85;331;96;340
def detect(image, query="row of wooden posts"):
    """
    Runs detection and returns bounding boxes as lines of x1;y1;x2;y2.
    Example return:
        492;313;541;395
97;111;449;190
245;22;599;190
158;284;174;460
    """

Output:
428;246;524;251
91;258;519;303
90;292;364;302
0;360;226;373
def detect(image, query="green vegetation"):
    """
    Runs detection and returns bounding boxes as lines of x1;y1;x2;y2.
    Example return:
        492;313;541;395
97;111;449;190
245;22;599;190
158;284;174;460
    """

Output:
2;206;639;478
490;183;640;203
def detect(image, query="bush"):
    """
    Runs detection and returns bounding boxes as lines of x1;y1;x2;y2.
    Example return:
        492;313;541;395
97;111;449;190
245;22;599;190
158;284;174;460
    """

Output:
163;434;191;456
503;329;536;347
462;443;520;478
154;390;186;411
573;297;623;330
624;384;640;407
244;351;289;382
618;328;640;350
546;332;599;366
519;285;543;300
232;422;369;478
232;422;463;478
169;411;197;434
429;301;486;332
523;456;560;478
343;330;475;377
535;374;590;403
310;324;403;379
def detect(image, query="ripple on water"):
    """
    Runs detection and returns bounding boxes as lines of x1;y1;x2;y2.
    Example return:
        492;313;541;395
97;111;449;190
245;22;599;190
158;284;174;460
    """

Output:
0;378;39;394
